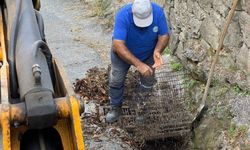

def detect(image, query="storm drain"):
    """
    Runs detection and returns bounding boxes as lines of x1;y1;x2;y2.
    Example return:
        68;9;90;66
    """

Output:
99;63;194;140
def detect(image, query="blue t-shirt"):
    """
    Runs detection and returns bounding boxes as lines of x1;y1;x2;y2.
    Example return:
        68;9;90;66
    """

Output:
113;3;169;61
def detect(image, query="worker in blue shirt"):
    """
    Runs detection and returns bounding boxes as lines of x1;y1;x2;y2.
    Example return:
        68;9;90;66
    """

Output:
106;0;170;123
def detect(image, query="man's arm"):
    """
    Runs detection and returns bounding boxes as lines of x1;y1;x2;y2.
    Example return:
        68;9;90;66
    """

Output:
152;5;170;69
152;34;170;69
154;34;170;54
113;40;153;77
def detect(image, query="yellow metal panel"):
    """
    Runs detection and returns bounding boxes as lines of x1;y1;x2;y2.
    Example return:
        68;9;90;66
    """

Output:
1;105;11;150
54;119;75;150
0;48;3;61
11;120;76;150
0;7;11;150
69;96;85;150
0;6;8;63
53;59;85;150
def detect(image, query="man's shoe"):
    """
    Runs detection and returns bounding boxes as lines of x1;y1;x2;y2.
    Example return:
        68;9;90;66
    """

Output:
106;106;122;123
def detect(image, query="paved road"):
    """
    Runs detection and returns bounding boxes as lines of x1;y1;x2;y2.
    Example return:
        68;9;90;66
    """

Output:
41;0;111;83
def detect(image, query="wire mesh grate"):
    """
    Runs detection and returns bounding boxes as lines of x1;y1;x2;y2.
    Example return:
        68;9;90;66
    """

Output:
100;63;194;140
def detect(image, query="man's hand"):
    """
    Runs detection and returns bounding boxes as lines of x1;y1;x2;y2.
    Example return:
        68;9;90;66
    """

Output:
152;51;163;69
136;62;153;77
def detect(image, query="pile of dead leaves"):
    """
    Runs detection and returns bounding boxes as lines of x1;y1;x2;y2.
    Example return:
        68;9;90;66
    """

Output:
74;67;109;104
74;66;139;105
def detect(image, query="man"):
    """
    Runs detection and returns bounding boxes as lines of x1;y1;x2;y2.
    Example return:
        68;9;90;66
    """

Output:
106;0;170;123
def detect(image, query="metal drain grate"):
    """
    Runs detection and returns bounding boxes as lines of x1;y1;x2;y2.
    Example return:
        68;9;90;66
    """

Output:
100;63;195;140
99;106;192;140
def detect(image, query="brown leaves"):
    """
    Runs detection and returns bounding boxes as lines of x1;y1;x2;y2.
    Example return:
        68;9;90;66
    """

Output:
74;67;109;104
74;66;139;105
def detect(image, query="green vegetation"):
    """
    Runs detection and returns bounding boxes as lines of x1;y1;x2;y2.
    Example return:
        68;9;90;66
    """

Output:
210;81;230;98
183;77;201;112
233;85;241;94
89;0;114;28
214;104;234;120
163;47;171;55
232;85;250;96
184;79;198;89
227;123;248;140
91;0;112;17
228;65;239;72
228;123;237;138
170;61;182;72
212;78;221;86
239;125;248;133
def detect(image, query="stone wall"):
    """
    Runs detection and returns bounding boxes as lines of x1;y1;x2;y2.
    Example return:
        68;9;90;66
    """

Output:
87;0;250;89
154;0;250;90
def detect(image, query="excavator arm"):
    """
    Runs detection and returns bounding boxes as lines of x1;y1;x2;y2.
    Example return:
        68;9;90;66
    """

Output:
0;0;85;149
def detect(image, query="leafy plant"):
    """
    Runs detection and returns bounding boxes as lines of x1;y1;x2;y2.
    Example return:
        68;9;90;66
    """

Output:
163;47;171;55
228;123;237;138
170;61;182;72
227;123;248;140
232;84;250;96
184;79;198;89
233;85;241;94
238;125;248;134
92;0;113;17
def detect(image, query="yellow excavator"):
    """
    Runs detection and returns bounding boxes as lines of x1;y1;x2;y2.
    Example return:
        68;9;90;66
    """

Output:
0;0;85;149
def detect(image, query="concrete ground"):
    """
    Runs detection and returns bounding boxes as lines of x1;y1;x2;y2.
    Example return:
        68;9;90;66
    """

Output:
41;0;111;83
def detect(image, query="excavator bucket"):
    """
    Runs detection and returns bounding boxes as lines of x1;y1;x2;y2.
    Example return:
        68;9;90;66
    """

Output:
0;0;85;149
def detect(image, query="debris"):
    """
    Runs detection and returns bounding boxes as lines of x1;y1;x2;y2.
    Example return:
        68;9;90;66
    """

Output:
77;67;140;149
74;66;139;105
74;67;109;104
76;65;194;149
